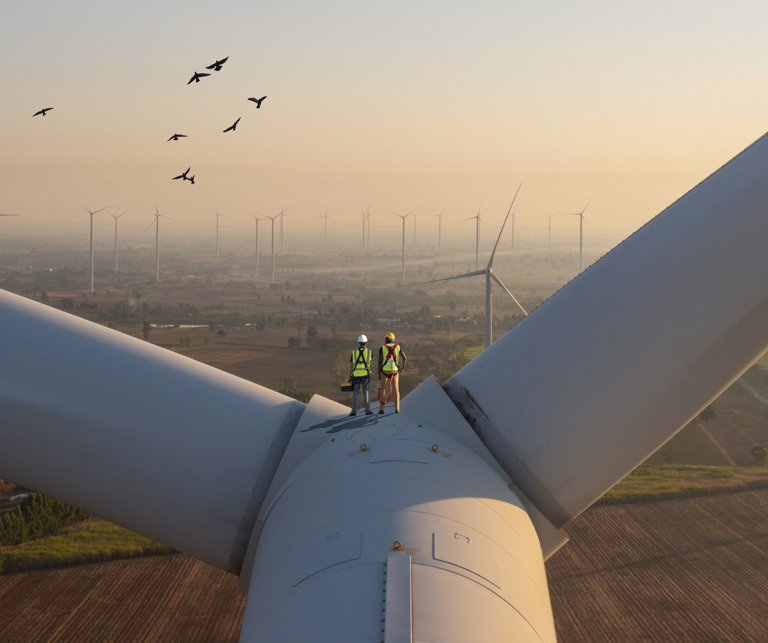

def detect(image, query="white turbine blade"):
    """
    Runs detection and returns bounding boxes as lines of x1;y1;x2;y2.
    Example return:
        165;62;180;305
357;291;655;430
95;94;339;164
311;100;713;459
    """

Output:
404;269;487;287
490;272;528;316
445;131;768;532
580;195;595;216
0;291;305;573
144;218;156;232
487;184;522;269
158;214;177;222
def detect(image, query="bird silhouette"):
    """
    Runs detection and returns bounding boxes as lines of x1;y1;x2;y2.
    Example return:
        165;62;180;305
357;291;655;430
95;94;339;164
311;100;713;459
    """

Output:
223;117;241;133
172;167;191;181
33;108;54;117
167;133;187;142
187;71;210;84
247;96;267;108
206;57;229;71
187;175;195;185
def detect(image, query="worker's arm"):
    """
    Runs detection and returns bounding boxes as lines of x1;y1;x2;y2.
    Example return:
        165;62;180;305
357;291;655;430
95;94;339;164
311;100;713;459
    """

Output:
348;353;354;381
377;347;383;374
400;351;407;373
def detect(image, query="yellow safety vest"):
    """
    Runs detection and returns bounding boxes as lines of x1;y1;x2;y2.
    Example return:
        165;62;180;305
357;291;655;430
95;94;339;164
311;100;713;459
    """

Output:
351;347;372;378
381;343;401;374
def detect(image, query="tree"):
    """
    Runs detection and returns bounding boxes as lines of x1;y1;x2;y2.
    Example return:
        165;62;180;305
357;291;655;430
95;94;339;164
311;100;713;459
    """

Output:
307;325;318;338
284;375;298;391
142;322;152;341
448;300;457;311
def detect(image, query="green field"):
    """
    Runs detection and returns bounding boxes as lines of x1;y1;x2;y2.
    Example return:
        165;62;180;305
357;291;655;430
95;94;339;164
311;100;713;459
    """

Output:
599;464;768;504
0;518;171;573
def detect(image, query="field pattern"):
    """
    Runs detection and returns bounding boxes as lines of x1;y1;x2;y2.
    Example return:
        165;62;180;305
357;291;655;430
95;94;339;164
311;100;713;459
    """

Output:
548;489;768;642
1;490;768;641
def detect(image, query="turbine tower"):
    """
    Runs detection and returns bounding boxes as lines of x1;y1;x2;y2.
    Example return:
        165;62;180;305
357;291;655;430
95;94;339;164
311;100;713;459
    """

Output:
408;186;525;348
6;135;768;642
252;214;263;278
433;209;444;256
214;210;226;260
146;205;175;282
365;206;371;252
110;211;130;272
78;203;115;294
546;214;556;249
357;210;366;257
387;207;419;283
459;199;485;285
264;213;280;284
278;206;291;256
558;197;593;273
413;210;421;245
315;206;332;249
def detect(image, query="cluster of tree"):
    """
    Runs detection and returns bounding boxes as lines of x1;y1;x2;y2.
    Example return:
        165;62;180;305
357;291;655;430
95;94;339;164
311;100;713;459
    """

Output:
752;446;768;467
0;494;90;546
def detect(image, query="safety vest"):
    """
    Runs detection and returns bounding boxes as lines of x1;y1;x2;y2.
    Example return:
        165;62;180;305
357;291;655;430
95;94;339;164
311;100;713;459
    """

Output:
381;343;401;374
351;347;372;378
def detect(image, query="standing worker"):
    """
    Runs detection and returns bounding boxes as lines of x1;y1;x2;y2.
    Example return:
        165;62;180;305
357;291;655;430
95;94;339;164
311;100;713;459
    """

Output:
348;334;374;417
378;332;407;414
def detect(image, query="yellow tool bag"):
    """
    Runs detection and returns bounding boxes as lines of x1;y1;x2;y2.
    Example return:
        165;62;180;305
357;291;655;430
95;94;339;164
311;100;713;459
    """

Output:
340;382;353;392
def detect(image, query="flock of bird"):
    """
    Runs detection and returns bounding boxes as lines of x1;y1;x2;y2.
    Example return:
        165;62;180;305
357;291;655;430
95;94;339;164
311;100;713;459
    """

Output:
31;55;267;188
171;56;267;185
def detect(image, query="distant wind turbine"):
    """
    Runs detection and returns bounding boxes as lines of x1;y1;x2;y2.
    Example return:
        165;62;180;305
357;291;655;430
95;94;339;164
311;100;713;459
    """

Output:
433;209;444;256
510;209;518;250
315;207;332;248
277;206;292;256
366;206;371;251
546;214;556;249
459;198;485;285
78;203;116;294
146;205;176;282
386;207;419;283
110;210;130;272
413;211;422;245
0;214;20;217
406;186;524;349
557;197;593;273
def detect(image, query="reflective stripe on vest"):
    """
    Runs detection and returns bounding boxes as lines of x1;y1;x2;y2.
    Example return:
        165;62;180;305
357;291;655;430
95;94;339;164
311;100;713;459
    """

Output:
382;343;400;373
351;347;372;377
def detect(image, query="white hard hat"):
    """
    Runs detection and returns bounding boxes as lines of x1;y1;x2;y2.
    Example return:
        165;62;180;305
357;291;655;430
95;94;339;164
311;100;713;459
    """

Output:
358;334;368;343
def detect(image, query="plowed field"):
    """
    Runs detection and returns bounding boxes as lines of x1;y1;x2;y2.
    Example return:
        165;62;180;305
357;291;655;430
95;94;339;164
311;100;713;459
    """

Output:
2;490;768;641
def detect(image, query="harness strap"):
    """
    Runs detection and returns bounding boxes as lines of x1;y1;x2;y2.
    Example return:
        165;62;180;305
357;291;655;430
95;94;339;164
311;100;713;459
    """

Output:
352;347;371;375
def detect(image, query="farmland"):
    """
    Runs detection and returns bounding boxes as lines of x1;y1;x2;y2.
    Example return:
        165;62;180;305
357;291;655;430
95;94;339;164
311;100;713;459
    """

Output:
2;489;768;641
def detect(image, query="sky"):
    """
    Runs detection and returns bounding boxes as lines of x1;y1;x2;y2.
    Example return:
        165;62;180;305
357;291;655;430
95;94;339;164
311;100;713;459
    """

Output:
2;0;768;236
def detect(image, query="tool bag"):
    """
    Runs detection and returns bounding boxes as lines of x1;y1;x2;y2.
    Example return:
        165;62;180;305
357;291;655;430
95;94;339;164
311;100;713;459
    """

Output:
340;382;354;392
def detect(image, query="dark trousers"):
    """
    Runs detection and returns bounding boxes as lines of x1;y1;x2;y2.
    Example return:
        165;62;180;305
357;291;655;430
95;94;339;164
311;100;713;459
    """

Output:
352;377;370;412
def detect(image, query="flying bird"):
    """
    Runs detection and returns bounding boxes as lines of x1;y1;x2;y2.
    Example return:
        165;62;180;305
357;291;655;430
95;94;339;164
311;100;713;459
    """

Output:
172;167;191;181
187;71;210;84
187;175;195;185
167;133;187;142
247;96;267;108
33;108;54;117
223;117;241;133
206;57;229;71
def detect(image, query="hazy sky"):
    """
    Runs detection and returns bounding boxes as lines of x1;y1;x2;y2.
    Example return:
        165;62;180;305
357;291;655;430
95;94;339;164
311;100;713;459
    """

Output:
2;0;768;234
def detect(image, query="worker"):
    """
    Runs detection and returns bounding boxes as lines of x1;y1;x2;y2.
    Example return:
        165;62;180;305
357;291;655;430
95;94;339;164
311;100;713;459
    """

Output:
348;334;373;417
378;332;407;414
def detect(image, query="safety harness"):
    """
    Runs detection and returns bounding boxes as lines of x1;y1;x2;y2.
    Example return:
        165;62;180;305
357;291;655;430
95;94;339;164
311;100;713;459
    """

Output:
352;347;371;379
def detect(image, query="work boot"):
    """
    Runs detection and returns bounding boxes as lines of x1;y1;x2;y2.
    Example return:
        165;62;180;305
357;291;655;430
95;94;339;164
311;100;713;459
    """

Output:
365;410;373;415
395;409;400;414
349;411;357;417
378;409;385;415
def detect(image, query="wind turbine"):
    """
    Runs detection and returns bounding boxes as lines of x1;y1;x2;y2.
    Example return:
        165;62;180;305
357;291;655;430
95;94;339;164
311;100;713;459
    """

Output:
278;206;292;256
413;210;422;245
78;203;116;294
407;186;525;349
146;205;176;282
315;207;332;248
366;206;371;251
110;210;130;272
459;198;485;285
558;197;593;273
510;209;518;250
386;207;419;283
546;214;556;249
4;133;768;642
252;214;264;278
433;209;444;256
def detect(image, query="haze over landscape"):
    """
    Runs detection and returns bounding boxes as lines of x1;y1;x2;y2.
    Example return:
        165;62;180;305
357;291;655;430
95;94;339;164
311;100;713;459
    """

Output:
4;2;768;642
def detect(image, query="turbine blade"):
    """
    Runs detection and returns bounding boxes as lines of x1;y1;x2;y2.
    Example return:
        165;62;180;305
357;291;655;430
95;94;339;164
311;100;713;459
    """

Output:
487;184;522;269
0;291;305;573
489;272;528;316
404;269;487;287
445;131;768;534
91;204;117;215
580;194;595;215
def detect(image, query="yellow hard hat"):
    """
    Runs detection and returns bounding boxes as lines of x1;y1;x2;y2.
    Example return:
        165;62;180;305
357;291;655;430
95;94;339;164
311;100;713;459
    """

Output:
385;332;396;341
